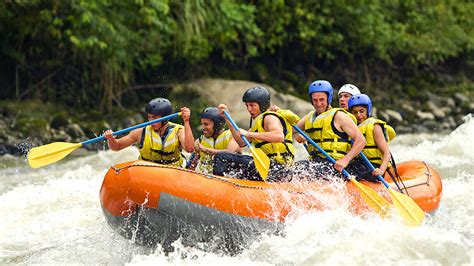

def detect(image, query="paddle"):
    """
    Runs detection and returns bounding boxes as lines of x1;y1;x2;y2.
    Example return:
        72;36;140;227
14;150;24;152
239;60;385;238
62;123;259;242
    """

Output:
27;112;181;169
223;110;270;180
357;152;425;226
292;125;391;217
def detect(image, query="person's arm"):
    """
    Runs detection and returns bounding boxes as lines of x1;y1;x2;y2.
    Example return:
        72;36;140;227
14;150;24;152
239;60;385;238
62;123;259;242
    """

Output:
293;114;308;143
179;107;195;153
333;112;366;172
372;124;391;175
103;128;141;151
243;115;284;143
218;104;246;147
225;137;242;153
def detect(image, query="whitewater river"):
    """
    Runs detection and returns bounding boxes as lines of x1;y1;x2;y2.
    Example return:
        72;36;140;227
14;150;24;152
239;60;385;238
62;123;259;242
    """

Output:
1;115;473;265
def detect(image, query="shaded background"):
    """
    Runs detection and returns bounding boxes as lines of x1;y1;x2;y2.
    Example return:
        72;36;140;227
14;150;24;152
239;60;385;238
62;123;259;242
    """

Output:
0;0;473;153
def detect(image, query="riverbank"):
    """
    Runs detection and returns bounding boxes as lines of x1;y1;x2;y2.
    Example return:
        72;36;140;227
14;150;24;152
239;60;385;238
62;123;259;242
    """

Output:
2;78;473;156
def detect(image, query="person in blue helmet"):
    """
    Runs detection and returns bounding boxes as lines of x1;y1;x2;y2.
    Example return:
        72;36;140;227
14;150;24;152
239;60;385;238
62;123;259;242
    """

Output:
293;80;366;179
104;98;195;167
348;94;396;181
189;107;241;174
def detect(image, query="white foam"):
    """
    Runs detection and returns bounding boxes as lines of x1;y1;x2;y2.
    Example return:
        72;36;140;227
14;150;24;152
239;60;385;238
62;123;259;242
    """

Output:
0;117;473;264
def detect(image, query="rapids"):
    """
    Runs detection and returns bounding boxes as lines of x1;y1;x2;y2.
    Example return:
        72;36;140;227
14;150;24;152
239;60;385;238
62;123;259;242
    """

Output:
0;115;473;264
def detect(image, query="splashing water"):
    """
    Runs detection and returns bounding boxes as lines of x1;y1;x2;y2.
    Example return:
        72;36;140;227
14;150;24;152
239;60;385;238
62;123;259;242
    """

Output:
0;115;473;264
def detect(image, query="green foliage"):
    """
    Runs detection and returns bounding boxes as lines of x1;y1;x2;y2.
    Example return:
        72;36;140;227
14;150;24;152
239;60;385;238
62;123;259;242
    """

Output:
0;0;473;112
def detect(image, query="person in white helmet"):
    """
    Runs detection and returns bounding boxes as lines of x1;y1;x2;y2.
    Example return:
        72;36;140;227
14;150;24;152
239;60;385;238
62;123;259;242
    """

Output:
338;84;361;110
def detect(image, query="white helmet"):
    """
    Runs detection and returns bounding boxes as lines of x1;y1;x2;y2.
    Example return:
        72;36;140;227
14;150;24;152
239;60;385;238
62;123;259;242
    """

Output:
338;84;361;96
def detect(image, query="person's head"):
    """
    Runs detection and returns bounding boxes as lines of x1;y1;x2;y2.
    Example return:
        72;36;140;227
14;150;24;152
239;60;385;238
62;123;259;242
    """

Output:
338;84;360;110
308;80;333;114
348;94;372;124
242;86;270;118
200;107;225;138
144;97;172;130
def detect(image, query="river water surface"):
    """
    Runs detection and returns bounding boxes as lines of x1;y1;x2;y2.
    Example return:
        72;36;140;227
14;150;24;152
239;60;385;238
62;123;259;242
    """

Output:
1;115;473;265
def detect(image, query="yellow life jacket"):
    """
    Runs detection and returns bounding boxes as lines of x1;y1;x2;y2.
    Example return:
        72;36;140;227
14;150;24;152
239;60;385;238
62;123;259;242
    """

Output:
138;122;184;167
304;108;357;160
249;111;295;165
198;130;233;174
358;117;396;165
277;109;301;126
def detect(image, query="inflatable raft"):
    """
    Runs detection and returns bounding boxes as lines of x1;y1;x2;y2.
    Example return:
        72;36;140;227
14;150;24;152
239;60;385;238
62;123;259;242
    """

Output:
100;160;442;251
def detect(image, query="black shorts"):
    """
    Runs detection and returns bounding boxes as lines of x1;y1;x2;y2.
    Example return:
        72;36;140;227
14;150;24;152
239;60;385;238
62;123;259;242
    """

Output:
291;157;379;182
213;152;292;182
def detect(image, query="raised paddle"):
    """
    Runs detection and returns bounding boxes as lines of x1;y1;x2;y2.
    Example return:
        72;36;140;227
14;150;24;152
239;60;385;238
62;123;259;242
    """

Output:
27;112;181;169
357;152;425;226
292;125;391;217
223;110;270;180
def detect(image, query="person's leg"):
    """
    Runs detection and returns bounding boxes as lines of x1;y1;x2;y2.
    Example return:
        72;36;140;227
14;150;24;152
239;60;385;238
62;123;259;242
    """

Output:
346;157;378;182
267;161;292;182
213;152;260;180
289;157;340;181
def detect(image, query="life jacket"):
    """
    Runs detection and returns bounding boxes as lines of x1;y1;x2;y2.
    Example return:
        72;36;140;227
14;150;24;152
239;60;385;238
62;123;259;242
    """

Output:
358;117;396;165
138;122;184;167
304;108;357;160
249;111;295;165
198;130;233;174
277;109;301;126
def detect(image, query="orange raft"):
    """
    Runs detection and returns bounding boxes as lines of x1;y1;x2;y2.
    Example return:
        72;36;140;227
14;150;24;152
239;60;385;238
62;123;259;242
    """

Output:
100;160;442;249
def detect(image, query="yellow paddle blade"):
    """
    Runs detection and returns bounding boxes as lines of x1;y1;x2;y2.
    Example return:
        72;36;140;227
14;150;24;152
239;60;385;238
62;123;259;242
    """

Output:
27;142;82;168
349;178;391;218
249;147;270;180
389;188;425;226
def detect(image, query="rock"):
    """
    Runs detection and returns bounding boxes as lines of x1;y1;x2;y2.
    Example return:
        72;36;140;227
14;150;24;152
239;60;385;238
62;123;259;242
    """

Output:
427;92;443;106
454;93;469;104
66;123;85;138
427;101;446;119
123;113;145;128
413;125;429;133
447;116;456;128
50;114;69;129
384;109;403;122
378;110;390;122
416;110;435;120
396;125;413;134
52;129;72;142
470;103;474;112
422;120;438;130
401;103;415;112
0;118;7;132
446;97;456;108
440;106;452;114
371;107;378;119
187;78;314;126
440;122;451;129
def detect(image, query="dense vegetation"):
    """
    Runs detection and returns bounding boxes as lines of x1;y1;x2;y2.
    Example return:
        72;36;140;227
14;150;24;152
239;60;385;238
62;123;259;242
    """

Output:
1;0;473;114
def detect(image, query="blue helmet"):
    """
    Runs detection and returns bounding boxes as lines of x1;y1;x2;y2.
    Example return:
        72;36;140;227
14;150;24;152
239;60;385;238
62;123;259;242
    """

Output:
200;107;225;133
348;94;372;117
308;80;333;105
145;98;172;116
